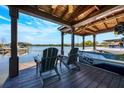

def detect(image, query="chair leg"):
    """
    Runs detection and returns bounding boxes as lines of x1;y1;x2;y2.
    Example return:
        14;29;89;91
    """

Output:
39;74;44;87
74;62;80;70
36;63;38;74
62;62;71;70
54;68;61;79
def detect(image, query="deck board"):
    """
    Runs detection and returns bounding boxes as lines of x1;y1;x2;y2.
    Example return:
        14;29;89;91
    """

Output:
3;62;124;88
109;75;121;88
48;66;93;88
119;78;124;88
87;71;107;88
97;74;113;88
78;70;102;88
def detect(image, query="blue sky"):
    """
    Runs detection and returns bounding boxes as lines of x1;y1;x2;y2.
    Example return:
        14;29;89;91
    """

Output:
0;5;123;44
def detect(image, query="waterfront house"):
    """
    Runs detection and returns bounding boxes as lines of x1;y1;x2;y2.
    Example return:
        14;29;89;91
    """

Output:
104;38;124;48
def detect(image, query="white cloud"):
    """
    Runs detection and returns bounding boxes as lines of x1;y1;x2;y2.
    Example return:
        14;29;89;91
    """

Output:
0;15;10;21
0;23;60;43
26;22;32;25
36;21;41;25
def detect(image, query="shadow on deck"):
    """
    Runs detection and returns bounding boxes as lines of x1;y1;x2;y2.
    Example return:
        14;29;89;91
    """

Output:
3;62;124;88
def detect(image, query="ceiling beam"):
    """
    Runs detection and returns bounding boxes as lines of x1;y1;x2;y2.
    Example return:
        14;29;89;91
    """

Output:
69;5;93;21
92;25;99;31
12;5;71;27
74;6;98;22
62;26;114;36
85;28;96;32
83;27;114;36
73;5;124;28
51;5;58;14
61;7;68;18
78;29;96;35
103;22;108;29
115;17;119;24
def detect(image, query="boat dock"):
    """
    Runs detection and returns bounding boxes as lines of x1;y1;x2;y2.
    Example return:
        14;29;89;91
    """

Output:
96;47;124;55
3;61;124;88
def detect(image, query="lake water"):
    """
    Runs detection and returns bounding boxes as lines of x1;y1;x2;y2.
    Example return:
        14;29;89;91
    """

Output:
0;46;83;86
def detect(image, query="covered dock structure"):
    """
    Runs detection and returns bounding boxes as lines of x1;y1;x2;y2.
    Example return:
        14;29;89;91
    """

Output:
3;5;124;88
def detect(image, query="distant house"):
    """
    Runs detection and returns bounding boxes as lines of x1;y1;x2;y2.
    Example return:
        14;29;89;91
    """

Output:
104;38;124;48
18;42;31;48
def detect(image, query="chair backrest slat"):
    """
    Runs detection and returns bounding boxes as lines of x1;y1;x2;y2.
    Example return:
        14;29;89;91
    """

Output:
68;48;79;65
41;48;58;72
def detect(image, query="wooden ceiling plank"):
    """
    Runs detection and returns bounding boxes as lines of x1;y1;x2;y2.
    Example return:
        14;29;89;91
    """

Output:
85;30;96;34
61;7;68;18
13;5;71;27
69;5;93;21
85;28;96;32
92;25;99;31
51;5;58;14
73;5;124;28
75;28;96;35
74;6;98;22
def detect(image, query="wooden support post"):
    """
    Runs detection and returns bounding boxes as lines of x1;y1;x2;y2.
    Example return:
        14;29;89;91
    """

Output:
82;36;85;50
93;35;96;50
61;32;64;55
9;7;19;78
71;27;75;49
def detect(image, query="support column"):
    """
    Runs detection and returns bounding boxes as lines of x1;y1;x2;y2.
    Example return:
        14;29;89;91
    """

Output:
82;36;85;50
9;7;19;78
71;27;75;49
93;34;96;50
61;32;64;55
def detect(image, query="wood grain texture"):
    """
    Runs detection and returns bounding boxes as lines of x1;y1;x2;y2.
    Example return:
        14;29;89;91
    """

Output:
3;62;124;88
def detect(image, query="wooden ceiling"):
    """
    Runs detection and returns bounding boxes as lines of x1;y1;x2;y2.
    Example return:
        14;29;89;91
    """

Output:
13;5;124;36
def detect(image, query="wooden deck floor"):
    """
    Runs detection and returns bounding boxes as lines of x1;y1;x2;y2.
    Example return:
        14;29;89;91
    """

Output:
3;62;124;88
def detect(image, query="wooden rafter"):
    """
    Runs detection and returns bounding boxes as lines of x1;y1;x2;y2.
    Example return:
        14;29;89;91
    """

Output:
69;5;93;21
75;27;96;35
13;5;71;27
103;22;108;29
94;27;114;34
74;6;99;22
75;5;105;24
61;6;68;18
92;25;99;31
85;28;96;32
89;12;124;29
84;30;96;34
76;27;114;36
115;17;119;24
62;5;75;20
51;5;58;14
51;5;67;18
95;5;99;10
73;5;124;28
59;10;124;34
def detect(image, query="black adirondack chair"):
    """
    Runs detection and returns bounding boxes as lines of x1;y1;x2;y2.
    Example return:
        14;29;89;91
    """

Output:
61;48;80;70
34;48;60;87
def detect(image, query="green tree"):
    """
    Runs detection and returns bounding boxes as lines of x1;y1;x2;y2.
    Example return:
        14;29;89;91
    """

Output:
84;40;93;46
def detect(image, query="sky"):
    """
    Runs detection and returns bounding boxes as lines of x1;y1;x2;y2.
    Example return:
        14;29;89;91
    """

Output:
0;5;123;44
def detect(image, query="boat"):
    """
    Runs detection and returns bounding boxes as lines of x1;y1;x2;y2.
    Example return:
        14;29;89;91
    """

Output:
79;51;124;75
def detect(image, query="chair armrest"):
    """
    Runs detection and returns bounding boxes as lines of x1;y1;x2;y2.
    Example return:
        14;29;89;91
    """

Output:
42;56;58;60
34;56;41;63
58;55;68;59
69;53;79;56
